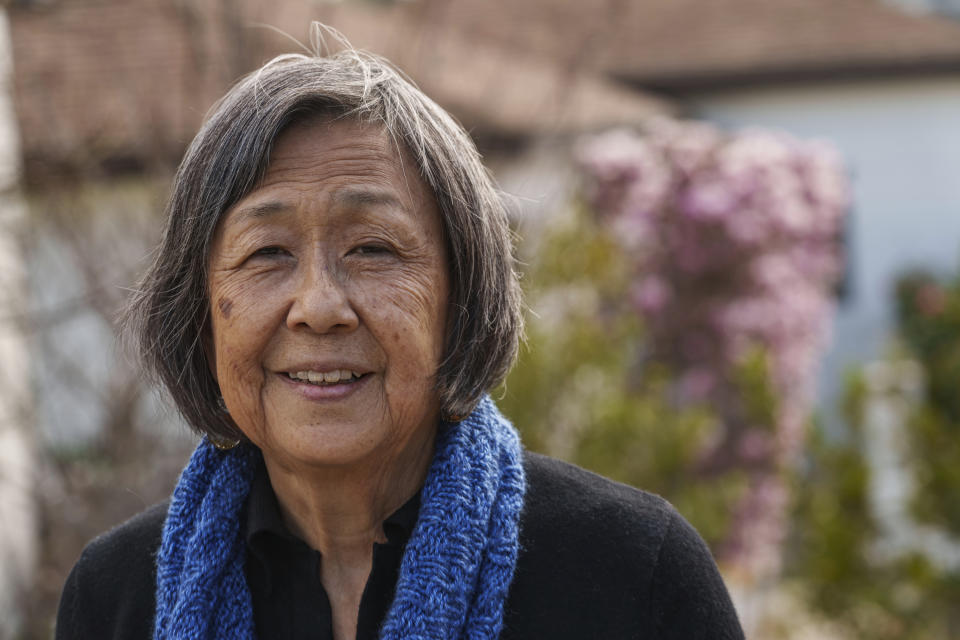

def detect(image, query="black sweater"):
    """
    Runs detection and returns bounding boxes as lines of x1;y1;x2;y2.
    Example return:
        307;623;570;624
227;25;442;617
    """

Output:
56;452;744;639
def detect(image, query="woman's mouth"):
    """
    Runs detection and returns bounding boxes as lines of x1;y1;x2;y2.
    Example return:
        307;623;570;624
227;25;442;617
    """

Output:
285;370;365;387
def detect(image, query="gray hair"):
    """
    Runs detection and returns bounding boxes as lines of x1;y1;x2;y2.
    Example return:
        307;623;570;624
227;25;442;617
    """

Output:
125;47;523;442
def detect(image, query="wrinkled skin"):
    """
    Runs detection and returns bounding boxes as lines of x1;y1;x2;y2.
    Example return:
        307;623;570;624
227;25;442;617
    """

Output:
207;116;449;477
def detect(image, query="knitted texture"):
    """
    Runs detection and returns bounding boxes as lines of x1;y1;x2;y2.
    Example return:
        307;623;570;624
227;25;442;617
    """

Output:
153;396;526;640
154;438;258;639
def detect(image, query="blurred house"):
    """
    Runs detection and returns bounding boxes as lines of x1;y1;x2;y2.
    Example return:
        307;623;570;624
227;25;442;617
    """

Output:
7;0;960;435
8;0;671;183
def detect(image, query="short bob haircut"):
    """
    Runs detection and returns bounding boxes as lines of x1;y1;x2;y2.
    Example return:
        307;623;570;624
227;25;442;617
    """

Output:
125;45;523;443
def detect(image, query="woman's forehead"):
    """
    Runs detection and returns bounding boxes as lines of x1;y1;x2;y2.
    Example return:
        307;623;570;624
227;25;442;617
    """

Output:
270;116;396;168
224;118;433;223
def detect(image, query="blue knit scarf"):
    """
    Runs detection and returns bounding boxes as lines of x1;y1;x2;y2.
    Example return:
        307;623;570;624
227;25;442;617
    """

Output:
154;396;526;640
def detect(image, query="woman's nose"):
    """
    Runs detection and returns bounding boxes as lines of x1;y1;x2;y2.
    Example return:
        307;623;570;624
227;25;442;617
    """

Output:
285;260;359;333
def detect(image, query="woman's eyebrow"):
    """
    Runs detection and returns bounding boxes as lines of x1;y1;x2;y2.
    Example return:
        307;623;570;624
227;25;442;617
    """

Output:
227;189;404;226
333;187;403;210
228;201;291;223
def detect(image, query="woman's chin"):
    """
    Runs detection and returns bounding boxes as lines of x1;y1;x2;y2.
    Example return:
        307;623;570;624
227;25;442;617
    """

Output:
258;426;385;471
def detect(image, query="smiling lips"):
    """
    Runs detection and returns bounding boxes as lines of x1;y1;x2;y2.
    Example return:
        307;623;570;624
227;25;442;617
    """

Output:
286;369;364;386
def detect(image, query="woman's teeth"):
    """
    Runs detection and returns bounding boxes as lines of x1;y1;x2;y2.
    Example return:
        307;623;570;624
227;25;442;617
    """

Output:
287;370;361;385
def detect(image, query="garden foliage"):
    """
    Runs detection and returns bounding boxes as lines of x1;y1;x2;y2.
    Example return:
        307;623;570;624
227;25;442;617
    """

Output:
499;119;849;582
895;271;960;535
786;271;960;639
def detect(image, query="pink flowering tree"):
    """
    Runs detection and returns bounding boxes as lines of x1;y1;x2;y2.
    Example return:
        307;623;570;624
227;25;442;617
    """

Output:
574;119;850;582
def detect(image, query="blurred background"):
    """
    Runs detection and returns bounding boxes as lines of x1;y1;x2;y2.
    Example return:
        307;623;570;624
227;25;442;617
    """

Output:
1;0;959;637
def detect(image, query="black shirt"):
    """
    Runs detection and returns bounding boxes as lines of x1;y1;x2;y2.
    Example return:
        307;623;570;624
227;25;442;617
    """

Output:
243;458;420;639
56;452;745;640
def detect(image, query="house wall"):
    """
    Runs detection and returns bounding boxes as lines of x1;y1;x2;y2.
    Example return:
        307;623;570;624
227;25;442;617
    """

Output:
683;75;960;422
0;8;35;637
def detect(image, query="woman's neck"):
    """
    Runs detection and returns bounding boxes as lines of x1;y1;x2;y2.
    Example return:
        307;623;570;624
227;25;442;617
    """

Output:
261;430;434;559
262;430;435;640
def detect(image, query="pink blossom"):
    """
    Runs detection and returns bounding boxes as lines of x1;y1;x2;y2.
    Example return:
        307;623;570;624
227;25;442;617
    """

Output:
578;118;849;583
632;276;672;314
680;171;741;220
738;429;776;463
679;367;717;400
576;129;672;221
647;117;723;177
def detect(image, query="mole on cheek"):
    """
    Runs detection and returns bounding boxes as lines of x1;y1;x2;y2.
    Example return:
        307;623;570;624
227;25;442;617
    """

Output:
218;297;234;319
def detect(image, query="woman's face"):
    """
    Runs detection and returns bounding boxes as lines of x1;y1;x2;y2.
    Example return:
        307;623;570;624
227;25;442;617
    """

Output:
207;117;449;471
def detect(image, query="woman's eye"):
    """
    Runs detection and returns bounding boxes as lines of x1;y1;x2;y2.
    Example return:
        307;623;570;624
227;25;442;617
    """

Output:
252;246;288;258
351;244;391;256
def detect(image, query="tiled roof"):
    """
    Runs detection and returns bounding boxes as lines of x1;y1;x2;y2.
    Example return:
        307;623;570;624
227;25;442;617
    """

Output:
258;4;671;138
605;0;960;89
382;0;960;90
7;0;669;178
264;0;960;114
11;0;960;177
9;0;242;179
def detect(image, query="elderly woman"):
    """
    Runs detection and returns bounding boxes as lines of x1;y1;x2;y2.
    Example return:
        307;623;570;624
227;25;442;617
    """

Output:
55;44;744;640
